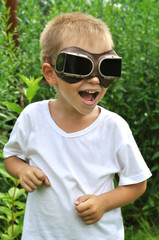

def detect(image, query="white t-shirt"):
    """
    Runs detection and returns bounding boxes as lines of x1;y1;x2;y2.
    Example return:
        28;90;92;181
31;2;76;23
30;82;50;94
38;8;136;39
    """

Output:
3;100;152;240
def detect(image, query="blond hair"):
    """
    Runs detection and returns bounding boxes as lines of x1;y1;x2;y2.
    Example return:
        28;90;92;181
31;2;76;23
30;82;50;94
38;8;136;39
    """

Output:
40;12;114;62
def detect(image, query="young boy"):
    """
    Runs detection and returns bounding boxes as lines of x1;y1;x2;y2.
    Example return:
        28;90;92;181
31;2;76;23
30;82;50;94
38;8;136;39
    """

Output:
3;12;151;240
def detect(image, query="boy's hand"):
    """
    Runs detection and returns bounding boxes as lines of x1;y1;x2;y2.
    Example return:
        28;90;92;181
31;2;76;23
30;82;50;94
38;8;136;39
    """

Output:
74;182;147;225
75;194;105;225
19;165;50;192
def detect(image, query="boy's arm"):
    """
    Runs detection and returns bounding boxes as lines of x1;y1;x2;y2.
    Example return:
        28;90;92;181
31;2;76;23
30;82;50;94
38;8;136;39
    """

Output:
5;157;50;192
75;181;147;225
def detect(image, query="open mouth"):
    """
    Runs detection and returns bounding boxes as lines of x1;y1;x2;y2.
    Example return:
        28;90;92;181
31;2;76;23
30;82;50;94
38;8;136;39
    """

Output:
79;90;99;102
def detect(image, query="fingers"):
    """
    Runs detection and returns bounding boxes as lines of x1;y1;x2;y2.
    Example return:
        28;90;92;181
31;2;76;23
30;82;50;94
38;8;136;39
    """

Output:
44;176;50;186
20;166;50;192
22;177;41;192
76;204;99;224
35;170;50;187
34;168;50;186
75;195;104;225
75;195;92;211
77;207;100;225
75;194;92;206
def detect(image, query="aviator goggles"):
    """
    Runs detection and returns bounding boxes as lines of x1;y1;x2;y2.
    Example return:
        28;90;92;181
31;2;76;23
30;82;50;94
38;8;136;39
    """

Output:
53;46;122;88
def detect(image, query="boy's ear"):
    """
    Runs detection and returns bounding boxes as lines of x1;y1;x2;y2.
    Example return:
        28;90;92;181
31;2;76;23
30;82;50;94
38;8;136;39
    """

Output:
42;63;57;85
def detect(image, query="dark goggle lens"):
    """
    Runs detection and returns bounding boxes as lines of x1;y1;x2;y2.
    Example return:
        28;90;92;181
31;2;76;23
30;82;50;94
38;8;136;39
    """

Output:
100;58;122;77
56;53;92;76
55;53;65;72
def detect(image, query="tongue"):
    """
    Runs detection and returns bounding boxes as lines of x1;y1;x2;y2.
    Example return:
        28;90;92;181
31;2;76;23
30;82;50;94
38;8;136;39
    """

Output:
80;91;93;101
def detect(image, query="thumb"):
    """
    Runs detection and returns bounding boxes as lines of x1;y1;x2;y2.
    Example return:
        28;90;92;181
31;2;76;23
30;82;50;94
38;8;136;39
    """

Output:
44;176;50;186
74;194;91;206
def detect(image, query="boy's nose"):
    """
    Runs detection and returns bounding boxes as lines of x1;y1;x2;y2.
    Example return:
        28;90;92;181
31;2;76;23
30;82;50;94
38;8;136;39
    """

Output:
86;76;100;85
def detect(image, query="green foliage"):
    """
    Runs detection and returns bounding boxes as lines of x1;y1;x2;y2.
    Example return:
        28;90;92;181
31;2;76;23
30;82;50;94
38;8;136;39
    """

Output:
100;0;159;226
125;217;159;240
0;166;26;240
0;0;159;238
0;1;20;104
18;75;42;104
0;102;23;115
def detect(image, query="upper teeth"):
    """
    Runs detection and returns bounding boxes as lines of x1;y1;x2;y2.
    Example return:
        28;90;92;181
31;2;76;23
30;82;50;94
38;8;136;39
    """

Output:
85;90;96;94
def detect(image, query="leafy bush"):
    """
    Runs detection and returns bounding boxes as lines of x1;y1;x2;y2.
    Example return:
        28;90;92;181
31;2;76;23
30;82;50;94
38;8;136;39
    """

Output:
0;164;26;240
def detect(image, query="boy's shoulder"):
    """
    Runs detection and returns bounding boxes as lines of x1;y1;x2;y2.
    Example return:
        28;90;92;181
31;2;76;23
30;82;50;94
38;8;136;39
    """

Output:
100;107;132;145
100;106;129;126
17;100;50;125
100;106;131;135
25;100;49;110
21;100;49;115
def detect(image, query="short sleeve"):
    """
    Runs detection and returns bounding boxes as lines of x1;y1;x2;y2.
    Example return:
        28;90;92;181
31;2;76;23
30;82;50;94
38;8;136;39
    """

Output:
3;109;30;161
117;131;152;186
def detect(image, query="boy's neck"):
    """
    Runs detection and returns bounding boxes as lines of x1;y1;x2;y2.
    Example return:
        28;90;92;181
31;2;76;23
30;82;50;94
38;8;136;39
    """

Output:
48;100;100;133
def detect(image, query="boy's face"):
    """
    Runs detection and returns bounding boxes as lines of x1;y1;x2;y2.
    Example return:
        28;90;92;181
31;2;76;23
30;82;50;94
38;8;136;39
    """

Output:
43;38;111;115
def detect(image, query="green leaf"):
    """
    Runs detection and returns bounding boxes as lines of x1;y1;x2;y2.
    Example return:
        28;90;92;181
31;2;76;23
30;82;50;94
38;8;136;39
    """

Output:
15;188;25;199
1;233;13;240
0;112;9;118
0;192;13;202
18;74;30;87
0;135;8;145
8;187;17;198
8;224;22;238
0;192;7;198
25;84;40;103
0;168;17;183
6;22;12;31
14;200;26;210
0;152;4;158
0;206;12;217
0;102;23;114
8;187;25;200
33;76;42;85
152;151;159;160
14;210;25;219
0;215;9;222
18;75;42;103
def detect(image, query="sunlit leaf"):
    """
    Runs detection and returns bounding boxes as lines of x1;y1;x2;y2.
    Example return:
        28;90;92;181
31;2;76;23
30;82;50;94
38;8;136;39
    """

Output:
0;206;12;217
8;224;22;238
1;233;13;240
8;187;25;199
0;102;23;114
0;168;17;183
